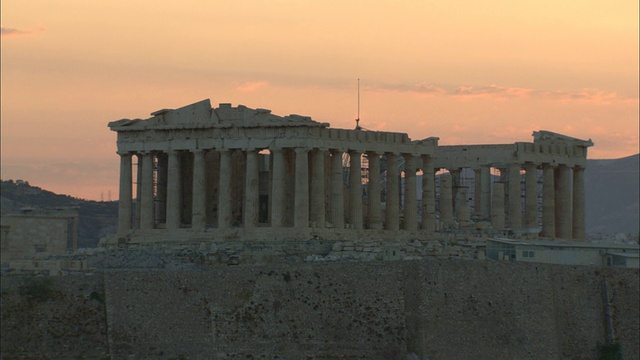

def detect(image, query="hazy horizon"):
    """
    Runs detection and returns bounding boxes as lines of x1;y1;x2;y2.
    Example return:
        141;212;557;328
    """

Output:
2;0;638;201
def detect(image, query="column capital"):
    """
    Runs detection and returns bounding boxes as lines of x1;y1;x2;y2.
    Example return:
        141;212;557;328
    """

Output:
294;147;309;155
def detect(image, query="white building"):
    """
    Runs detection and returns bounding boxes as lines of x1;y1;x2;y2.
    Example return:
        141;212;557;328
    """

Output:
486;238;639;268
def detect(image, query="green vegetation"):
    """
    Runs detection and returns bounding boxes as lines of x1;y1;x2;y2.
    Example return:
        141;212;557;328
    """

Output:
20;277;55;302
599;342;623;360
89;291;105;304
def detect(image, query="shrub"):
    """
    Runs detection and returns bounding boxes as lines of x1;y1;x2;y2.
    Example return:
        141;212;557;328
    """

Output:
599;342;622;360
21;277;55;302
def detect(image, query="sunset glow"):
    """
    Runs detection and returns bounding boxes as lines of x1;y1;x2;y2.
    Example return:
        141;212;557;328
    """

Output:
2;0;638;200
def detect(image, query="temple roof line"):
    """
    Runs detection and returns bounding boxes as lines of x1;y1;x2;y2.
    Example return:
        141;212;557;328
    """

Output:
108;99;329;131
533;130;594;147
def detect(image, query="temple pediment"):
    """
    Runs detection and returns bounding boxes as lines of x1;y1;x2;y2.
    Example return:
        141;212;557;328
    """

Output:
108;99;329;131
533;130;594;147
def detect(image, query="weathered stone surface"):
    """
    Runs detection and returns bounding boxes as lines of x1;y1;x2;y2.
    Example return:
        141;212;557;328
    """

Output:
109;100;592;243
2;260;637;359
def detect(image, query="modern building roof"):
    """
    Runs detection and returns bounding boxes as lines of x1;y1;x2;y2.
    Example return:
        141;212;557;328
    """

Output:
487;237;639;251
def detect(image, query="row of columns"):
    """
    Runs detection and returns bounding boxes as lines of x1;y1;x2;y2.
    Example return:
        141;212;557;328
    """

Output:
118;151;585;240
441;163;585;240
118;149;439;234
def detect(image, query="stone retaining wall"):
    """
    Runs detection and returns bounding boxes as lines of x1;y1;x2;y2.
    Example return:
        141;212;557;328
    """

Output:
2;260;638;359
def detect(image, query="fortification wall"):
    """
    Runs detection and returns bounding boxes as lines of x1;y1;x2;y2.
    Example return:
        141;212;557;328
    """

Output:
1;260;638;359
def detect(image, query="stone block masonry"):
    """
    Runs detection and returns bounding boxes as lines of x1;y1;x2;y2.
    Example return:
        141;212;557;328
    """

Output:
2;260;637;359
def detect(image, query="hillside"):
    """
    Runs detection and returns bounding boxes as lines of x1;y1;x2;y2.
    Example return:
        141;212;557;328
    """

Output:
0;180;118;248
585;154;640;235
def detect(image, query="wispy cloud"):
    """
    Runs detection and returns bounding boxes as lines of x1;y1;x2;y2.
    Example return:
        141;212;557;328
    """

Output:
451;84;534;99
367;81;636;104
235;81;269;92
369;82;447;96
545;89;633;104
1;26;44;37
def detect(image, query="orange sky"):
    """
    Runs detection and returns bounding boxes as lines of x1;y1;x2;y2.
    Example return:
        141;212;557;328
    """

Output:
1;0;638;201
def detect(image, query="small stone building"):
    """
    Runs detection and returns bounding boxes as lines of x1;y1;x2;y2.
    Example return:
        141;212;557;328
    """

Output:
0;207;78;263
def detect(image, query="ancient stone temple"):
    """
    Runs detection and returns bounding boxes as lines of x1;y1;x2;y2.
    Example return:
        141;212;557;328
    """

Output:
109;99;593;242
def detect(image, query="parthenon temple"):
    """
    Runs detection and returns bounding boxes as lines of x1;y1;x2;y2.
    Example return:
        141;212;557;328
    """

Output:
109;99;593;242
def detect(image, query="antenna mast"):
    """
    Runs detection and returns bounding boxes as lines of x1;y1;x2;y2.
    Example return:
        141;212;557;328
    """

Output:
355;78;361;130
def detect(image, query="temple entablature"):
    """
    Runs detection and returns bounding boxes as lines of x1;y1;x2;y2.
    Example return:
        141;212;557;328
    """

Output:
108;99;593;244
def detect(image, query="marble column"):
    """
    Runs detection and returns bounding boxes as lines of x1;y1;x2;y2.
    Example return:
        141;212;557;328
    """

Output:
310;149;326;228
555;164;572;239
118;153;133;234
367;152;383;229
491;182;505;229
348;150;363;229
541;164;555;237
244;149;259;228
139;152;155;229
450;168;461;213
440;174;453;229
456;187;470;226
480;165;491;217
524;163;538;229
155;153;168;223
508;163;522;229
330;150;345;229
270;148;286;227
135;156;142;228
403;155;417;231
474;168;482;213
572;165;586;241
218;149;232;229
421;155;436;231
191;150;207;231
385;153;400;230
166;151;182;230
294;148;310;228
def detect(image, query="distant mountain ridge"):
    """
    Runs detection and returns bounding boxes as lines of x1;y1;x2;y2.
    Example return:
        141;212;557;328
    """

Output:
585;154;639;235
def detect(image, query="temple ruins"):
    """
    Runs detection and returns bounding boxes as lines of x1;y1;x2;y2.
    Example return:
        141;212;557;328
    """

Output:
108;99;593;242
